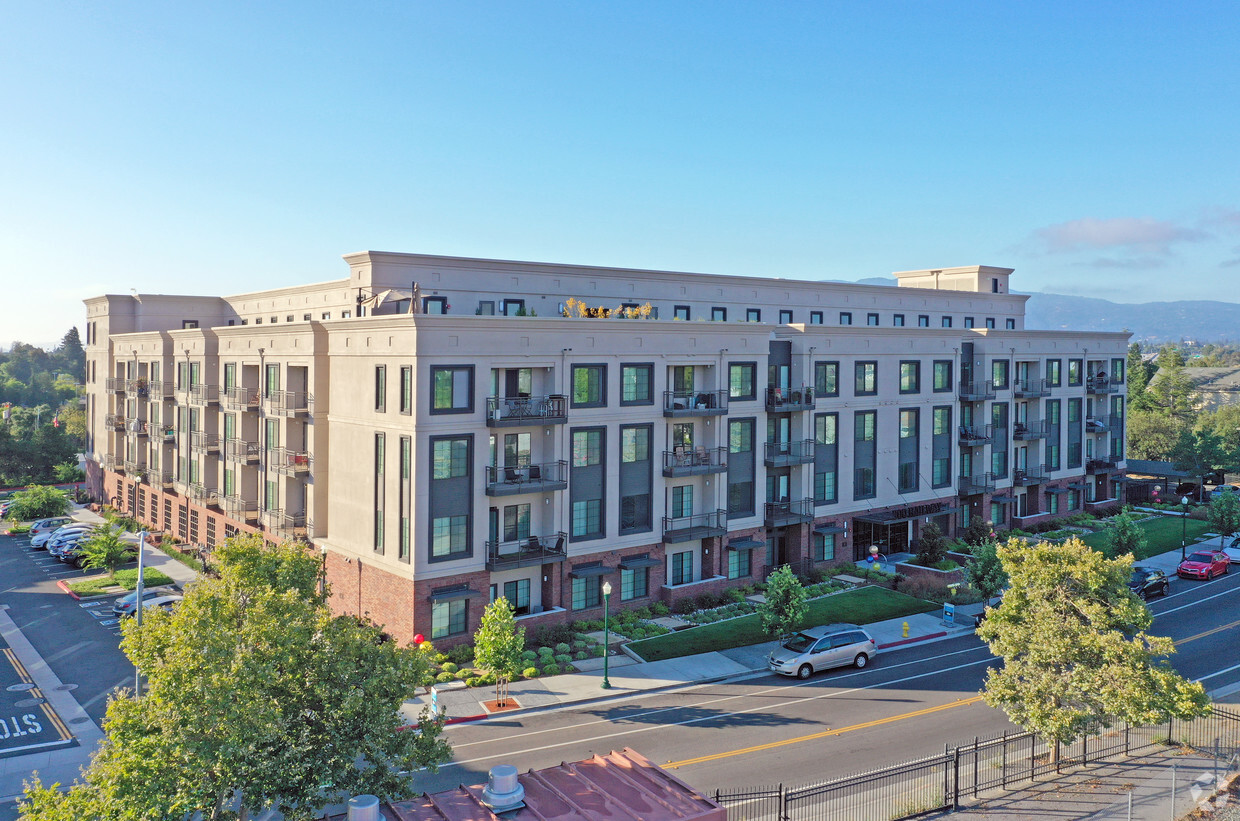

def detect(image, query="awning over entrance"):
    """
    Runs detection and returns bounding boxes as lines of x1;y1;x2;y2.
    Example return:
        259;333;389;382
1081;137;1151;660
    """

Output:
570;563;611;578
620;555;661;569
1045;486;1070;494
853;501;958;525
991;494;1016;504
814;523;846;535
428;585;483;602
1068;482;1087;490
726;537;763;551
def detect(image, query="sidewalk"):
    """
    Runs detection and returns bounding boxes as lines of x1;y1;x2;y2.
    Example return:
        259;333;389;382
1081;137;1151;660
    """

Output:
66;506;200;589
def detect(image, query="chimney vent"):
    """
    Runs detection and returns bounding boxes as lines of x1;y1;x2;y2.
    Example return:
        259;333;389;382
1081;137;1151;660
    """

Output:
481;764;526;813
347;794;380;821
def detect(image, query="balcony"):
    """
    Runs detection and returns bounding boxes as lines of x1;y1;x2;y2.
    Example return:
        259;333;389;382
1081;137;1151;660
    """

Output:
486;394;567;427
270;447;313;476
189;431;221;454
267;389;313;417
958;424;993;446
1087;456;1121;473
157;425;177;445
662;509;727;543
123;459;146;476
764;498;814;528
959;472;996;495
485;460;568;497
187;483;221;507
486;532;568;572
263;509;309;541
103;453;120;472
223;494;259;522
224;386;262;411
763;439;816;468
106;376;126;393
225;437;261;464
663;390;728;418
105;413;126;431
189;384;220;405
125;419;148;437
959;381;997;401
663;446;728;477
1014;378;1050;398
1086;415;1120;435
146;468;173;487
1012;420;1048;441
1013;465;1049;486
1087;376;1118;395
125;379;151;398
151;380;175;400
765;385;815;413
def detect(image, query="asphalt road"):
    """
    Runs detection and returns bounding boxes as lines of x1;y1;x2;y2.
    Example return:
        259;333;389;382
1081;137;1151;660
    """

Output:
424;569;1240;796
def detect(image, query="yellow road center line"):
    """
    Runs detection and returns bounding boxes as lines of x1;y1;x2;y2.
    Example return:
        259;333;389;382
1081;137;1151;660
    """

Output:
1175;618;1240;646
667;694;985;769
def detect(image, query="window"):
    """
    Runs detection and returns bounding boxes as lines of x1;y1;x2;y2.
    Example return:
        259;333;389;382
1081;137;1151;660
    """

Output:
621;426;649;463
746;308;761;323
674;305;690;320
864;313;878;326
933;360;953;392
727;418;755;517
779;309;793;324
1047;359;1062;387
572;429;602;467
502;579;531;616
399;436;411;561
893;314;905;327
432;438;469;478
422;297;446;314
502;504;530;543
572;499;602;539
571;364;606;407
621;566;649;600
374;366;386;412
985;318;996;329
918;315;930;327
431;515;468;557
672;486;693;518
854;361;877;396
711;307;727;322
727;549;751;579
620;363;653;405
374;433;385;552
899;361;920;393
1068;359;1083;386
400;366;413;414
503;432;531;466
992;278;1001;293
431;366;473;413
671;551;693;585
814;413;838;504
810;311;823;325
815;362;839;397
899;409;919;492
181;320;199;329
1047;492;1060;515
813;532;835;562
321;312;331;320
991;360;1009;389
477;301;495;315
571;576;601;609
501;298;524;316
854;410;876;500
964;317;975;329
839;311;852;325
1111;358;1126;383
1067;490;1080;511
941;316;953;328
430;599;467;638
729;362;756;400
620;494;651;533
1005;318;1016;330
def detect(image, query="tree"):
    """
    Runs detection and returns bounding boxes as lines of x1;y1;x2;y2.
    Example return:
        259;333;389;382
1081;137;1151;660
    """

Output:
52;328;85;382
1147;346;1197;421
961;516;993;546
5;485;69;520
757;565;808;640
1103;509;1148;559
18;536;451;821
915;522;948;567
1126;407;1187;461
77;524;132;576
966;539;1008;603
1206;491;1240;548
976;538;1209;756
1170;428;1234;496
1126;342;1155;411
473;597;526;708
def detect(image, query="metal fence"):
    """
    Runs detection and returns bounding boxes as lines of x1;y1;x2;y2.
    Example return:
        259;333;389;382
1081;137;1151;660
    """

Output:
711;706;1240;821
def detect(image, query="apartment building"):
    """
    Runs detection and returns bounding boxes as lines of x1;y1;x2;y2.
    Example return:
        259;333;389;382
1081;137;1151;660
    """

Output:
83;253;1129;645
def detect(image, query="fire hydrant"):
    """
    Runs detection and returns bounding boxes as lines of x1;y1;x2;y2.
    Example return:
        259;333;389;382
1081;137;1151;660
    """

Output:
902;621;910;638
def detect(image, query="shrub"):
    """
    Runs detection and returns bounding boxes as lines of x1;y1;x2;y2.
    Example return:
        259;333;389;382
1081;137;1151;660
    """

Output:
537;646;555;658
916;522;949;567
726;588;746;603
554;653;572;665
521;649;538;662
672;598;697;615
554;642;571;654
441;662;459;674
447;644;475;664
591;646;605;657
650;602;671;617
573;651;588;661
523;667;539;679
465;676;484;688
6;486;70;521
435;671;455;684
633;606;653;619
572;640;588;651
541;663;560;676
433;652;449;665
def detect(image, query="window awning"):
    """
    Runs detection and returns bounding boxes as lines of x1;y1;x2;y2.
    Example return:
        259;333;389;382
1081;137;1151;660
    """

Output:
1068;482;1087;490
990;494;1016;504
726;537;763;551
814;523;846;535
853;502;958;524
1112;476;1134;483
620;555;661;569
570;564;611;578
1045;486;1070;494
429;585;482;602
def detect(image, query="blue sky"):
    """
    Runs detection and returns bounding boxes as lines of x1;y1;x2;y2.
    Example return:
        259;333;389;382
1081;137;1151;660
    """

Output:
3;1;1239;348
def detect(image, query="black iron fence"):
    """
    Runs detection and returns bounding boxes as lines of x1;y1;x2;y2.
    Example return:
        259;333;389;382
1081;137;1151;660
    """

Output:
711;706;1240;821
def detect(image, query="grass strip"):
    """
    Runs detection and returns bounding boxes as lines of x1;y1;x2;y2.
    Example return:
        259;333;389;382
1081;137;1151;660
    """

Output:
1078;515;1213;560
67;568;176;596
627;586;938;663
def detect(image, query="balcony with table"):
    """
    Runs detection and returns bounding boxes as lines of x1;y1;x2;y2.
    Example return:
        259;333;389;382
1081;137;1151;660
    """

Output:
959;381;997;401
1013;465;1049;486
1087;376;1118;395
663;509;727;543
663;390;728;418
189;431;220;454
765;385;815;413
125;418;149;437
225;437;261;464
1012;419;1048;441
267;390;313;417
486;395;567;427
958;424;993;447
959;472;996;495
763;439;816;468
125;378;150;398
1086;414;1120;435
1087;456;1121;473
1014;378;1050;398
146;468;173;487
223;494;259;522
105;413;126;432
663;446;728;477
486;532;568;572
187;482;221;508
123;459;146;476
485;460;568;497
224;386;262;412
764;498;814;528
271;447;312;477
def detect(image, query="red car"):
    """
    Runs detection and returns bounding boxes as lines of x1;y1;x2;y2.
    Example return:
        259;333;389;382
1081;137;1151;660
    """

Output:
1177;550;1231;580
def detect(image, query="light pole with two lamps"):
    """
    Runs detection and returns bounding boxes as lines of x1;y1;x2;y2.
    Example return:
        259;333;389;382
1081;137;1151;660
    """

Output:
601;580;612;689
1181;495;1190;561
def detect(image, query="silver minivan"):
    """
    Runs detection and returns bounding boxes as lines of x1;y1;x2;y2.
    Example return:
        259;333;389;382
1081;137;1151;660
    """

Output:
768;623;878;679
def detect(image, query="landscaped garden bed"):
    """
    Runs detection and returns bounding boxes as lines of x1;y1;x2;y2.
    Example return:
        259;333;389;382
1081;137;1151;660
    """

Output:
65;568;176;597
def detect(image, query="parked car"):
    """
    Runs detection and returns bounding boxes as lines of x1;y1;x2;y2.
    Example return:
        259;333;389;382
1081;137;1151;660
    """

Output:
112;588;177;616
34;524;94;549
50;535;91;559
30;517;74;536
119;593;183;617
1129;567;1170;600
768;623;878;679
1210;485;1240;502
1177;550;1231;580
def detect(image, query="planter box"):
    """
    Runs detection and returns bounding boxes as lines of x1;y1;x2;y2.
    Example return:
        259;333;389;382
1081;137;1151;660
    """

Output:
894;560;966;584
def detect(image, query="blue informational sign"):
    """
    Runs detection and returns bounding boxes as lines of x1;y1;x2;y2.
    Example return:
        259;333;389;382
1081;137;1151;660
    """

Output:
943;602;956;627
431;687;438;714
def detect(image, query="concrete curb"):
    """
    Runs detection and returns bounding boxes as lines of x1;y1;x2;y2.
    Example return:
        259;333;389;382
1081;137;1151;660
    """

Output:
878;631;948;649
55;580;81;600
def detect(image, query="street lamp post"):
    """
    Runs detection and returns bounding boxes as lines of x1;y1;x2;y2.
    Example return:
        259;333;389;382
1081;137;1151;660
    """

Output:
1181;495;1190;561
601;580;612;689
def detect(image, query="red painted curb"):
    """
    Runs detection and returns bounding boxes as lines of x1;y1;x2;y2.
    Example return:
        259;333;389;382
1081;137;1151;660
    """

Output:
878;631;947;649
57;580;82;600
445;714;488;725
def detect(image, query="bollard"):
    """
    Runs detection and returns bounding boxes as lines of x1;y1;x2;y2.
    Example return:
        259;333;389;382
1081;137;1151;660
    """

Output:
902;621;909;638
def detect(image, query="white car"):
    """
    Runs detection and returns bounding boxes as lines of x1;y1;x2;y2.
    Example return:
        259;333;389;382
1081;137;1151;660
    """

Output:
30;517;74;536
120;593;184;617
768;623;879;679
33;524;95;549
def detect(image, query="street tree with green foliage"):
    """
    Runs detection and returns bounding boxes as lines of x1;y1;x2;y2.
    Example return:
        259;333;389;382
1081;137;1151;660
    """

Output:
1103;509;1148;559
757;565;808;640
1171;428;1234;492
977;538;1209;757
966;539;1008;603
1147;346;1197;421
473;597;526;708
78;524;132;577
915;522;948;567
1207;490;1240;549
5;485;69;520
17;535;450;821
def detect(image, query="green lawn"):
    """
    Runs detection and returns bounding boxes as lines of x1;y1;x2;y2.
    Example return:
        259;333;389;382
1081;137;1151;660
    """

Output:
627;586;938;663
1078;515;1214;560
67;568;175;596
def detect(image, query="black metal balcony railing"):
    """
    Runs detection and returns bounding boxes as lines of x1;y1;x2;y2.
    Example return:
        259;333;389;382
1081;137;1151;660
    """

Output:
763;439;816;468
263;509;309;541
1012;419;1048;440
765;385;815;413
1087;376;1118;395
959;472;997;495
1087;456;1121;473
187;482;221;507
270;447;313;476
1013;465;1050;486
125;379;150;398
663;389;729;418
486;532;568;571
267;390;313;416
225;438;261;463
662;446;728;477
224;386;262;411
484;460;568;497
764;498;814;527
223;495;259;522
1013;378;1050;398
959;381;997;401
189;384;220;405
106;376;126;393
486;395;568;427
662;509;728;543
1086;415;1121;435
105;414;126;431
189;431;221;454
958;424;994;446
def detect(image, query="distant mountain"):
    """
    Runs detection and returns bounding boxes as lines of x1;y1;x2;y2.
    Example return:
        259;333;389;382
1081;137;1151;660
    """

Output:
832;277;1240;344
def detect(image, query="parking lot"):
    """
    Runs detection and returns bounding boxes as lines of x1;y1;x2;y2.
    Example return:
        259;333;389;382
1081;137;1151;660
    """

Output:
0;633;76;760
